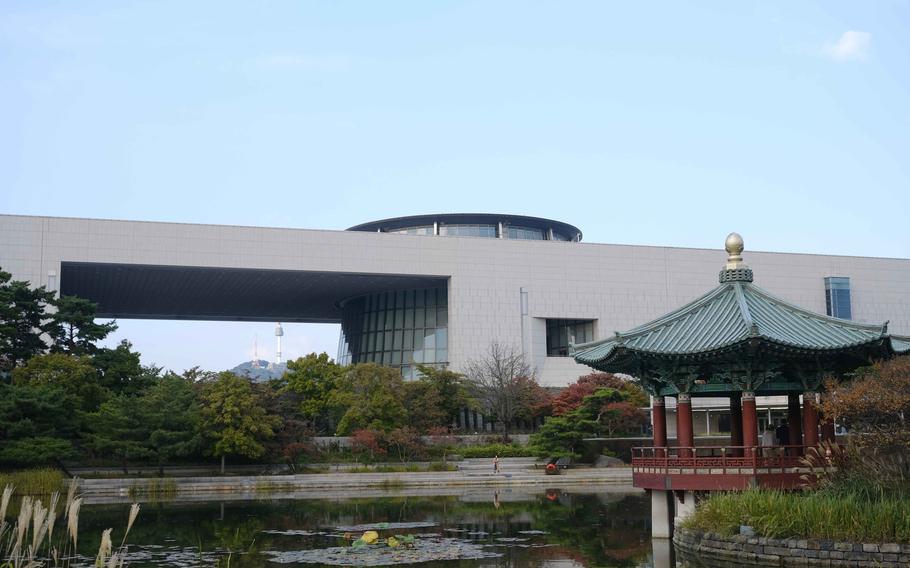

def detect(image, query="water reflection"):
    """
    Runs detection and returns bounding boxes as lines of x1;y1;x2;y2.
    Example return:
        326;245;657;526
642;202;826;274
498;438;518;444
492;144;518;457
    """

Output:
73;487;652;567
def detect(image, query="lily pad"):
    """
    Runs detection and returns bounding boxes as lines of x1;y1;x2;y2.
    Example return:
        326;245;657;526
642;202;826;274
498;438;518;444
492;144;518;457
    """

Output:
335;521;436;532
265;537;502;566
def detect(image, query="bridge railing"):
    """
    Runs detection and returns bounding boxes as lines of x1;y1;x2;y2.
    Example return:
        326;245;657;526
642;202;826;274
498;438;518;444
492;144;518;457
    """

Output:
631;445;834;476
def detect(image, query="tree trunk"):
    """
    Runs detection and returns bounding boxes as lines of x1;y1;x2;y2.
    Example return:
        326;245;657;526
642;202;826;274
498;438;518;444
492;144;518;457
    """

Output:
221;455;225;474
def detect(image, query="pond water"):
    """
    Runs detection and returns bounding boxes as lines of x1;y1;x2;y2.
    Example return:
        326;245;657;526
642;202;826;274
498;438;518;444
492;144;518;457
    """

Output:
75;487;657;567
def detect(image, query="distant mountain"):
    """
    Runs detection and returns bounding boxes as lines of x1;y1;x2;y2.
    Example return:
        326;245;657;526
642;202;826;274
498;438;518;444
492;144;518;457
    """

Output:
230;359;288;383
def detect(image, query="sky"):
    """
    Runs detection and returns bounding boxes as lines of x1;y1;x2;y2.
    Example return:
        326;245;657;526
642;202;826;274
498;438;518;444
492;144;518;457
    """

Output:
1;1;908;372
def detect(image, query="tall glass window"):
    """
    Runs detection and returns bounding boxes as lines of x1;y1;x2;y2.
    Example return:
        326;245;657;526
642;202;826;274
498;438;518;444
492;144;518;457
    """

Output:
824;277;852;320
337;286;448;379
438;224;497;238
546;319;595;356
505;226;545;240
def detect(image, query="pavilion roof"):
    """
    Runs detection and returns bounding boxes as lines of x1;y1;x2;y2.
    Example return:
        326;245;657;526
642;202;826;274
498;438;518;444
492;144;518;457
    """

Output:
572;234;910;375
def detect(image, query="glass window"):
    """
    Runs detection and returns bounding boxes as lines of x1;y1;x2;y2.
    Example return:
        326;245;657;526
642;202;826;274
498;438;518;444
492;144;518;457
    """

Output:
546;319;596;356
338;285;448;379
439;224;497;238
824;277;852;319
551;231;570;241
391;225;434;236
505;225;545;240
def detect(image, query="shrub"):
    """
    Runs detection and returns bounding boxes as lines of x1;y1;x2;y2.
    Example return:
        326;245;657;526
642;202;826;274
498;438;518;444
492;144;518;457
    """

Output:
458;443;534;458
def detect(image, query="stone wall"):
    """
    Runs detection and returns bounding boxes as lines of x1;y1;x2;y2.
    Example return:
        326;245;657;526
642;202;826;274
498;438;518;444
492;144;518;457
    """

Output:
674;527;910;567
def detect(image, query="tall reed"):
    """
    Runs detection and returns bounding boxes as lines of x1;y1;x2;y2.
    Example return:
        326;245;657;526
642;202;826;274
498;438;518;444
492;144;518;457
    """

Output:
0;478;140;568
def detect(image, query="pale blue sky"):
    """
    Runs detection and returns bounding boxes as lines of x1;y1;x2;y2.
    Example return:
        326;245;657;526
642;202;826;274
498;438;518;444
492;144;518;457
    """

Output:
2;2;908;372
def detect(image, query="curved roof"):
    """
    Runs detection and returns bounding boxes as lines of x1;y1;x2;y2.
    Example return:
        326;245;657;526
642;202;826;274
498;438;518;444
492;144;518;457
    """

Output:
347;213;582;241
573;242;910;375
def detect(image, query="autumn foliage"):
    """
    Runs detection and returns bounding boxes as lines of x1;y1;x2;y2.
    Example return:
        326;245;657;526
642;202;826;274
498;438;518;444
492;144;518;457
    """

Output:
818;356;910;450
551;373;648;416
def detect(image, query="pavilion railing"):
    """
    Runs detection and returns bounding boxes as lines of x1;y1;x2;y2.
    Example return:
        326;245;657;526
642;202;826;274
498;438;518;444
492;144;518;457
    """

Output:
631;445;835;477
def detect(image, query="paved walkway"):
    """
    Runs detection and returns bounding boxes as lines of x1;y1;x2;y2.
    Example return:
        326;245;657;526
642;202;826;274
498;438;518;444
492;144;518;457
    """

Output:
76;458;633;500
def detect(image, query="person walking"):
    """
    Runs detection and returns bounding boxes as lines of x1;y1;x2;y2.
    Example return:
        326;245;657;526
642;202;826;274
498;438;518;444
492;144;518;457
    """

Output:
493;454;501;474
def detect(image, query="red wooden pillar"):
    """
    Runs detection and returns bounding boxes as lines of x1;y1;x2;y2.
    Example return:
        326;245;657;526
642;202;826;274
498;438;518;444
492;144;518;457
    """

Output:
652;396;667;456
788;393;803;455
676;394;694;458
802;392;819;447
729;392;743;456
741;391;758;450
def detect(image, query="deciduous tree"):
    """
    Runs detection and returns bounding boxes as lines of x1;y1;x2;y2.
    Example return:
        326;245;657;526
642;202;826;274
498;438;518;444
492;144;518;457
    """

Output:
463;343;540;440
330;363;408;435
199;372;280;473
283;352;344;433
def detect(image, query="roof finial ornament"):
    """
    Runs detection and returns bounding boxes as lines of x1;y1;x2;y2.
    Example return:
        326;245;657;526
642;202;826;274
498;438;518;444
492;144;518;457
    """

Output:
725;232;745;269
719;232;753;283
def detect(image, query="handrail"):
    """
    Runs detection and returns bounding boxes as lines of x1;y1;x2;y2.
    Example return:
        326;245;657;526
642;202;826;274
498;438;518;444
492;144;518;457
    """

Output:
630;444;831;476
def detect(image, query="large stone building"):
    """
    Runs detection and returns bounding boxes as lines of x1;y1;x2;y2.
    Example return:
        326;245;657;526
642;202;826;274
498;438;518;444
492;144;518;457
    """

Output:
1;213;908;432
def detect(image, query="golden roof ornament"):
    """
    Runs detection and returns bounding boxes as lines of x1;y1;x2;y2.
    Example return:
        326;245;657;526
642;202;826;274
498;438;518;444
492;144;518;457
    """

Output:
719;232;753;283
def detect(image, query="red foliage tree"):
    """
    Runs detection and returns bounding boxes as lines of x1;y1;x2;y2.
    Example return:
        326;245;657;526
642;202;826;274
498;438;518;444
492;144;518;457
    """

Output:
552;373;648;416
350;428;385;462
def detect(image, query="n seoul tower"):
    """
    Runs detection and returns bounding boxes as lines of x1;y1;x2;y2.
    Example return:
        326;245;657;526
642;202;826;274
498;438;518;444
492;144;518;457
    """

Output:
275;322;284;364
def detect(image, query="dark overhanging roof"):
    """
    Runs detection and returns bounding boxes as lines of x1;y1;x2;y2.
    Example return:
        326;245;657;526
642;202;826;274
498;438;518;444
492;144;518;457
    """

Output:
60;262;448;323
347;213;582;241
572;234;910;395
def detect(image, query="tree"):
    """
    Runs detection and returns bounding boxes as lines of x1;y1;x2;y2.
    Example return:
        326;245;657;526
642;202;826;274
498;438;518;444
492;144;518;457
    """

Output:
818;356;910;450
0;269;55;373
12;352;108;412
415;365;474;425
93;340;158;396
403;379;448;432
199;372;280;473
283;352;344;433
48;295;117;355
85;395;151;470
386;427;424;463
463;342;540;440
329;363;408;435
141;374;203;473
0;382;78;466
552;372;648;416
531;387;629;460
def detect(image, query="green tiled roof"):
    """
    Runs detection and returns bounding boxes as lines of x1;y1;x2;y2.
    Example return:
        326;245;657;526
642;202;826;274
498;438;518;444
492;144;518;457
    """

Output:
573;278;910;370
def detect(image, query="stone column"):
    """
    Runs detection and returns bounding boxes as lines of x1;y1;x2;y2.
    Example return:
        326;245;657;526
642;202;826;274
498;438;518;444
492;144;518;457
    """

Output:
676;394;694;458
741;391;758;451
651;489;674;539
802;392;820;447
674;491;697;526
652;397;667;456
730;392;743;456
788;393;803;455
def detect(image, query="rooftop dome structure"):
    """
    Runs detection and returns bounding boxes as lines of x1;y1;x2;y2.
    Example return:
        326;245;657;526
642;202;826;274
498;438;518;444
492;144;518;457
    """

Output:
347;213;582;242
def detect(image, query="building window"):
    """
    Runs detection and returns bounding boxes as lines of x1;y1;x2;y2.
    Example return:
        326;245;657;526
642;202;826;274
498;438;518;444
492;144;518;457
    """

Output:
338;286;448;379
390;225;434;235
505;225;544;240
438;224;497;238
824;277;852;320
546;319;595;356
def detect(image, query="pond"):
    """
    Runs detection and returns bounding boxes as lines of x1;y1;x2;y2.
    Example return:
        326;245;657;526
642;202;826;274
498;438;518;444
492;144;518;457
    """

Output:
74;486;656;567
